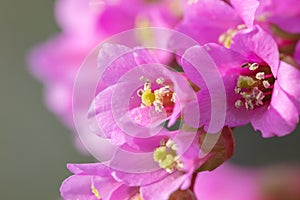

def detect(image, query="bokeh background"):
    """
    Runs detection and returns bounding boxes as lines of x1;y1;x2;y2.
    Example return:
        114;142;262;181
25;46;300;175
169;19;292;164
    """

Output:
0;0;299;199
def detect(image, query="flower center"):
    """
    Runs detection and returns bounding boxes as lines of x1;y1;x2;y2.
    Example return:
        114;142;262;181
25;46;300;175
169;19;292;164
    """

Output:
219;25;245;48
138;77;176;113
234;62;275;110
153;139;183;173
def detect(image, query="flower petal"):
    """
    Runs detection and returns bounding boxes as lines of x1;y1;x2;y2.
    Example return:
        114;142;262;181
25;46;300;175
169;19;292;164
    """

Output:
109;184;139;200
230;0;259;28
60;175;98;200
97;43;157;85
231;26;280;76
294;41;300;66
176;0;241;45
194;164;259;200
277;61;300;104
182;45;232;133
67;163;111;176
251;82;299;137
140;172;190;200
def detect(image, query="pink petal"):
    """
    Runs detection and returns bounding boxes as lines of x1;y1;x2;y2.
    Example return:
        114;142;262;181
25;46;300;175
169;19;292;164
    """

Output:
182;45;228;133
60;175;98;200
294;41;300;66
176;0;242;45
113;169;169;187
194;164;260;200
97;44;157;85
140;172;190;200
277;61;300;103
109;184;139;200
230;0;260;28
231;26;280;76
251;82;299;137
67;163;111;176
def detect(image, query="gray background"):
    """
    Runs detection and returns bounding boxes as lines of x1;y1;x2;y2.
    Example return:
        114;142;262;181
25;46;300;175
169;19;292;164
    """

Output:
0;0;299;199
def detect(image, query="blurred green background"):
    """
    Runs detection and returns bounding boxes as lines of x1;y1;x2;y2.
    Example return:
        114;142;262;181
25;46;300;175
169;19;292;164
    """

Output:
0;0;299;199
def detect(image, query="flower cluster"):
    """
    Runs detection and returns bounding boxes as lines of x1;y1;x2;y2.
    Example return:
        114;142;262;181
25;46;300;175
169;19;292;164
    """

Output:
28;0;300;199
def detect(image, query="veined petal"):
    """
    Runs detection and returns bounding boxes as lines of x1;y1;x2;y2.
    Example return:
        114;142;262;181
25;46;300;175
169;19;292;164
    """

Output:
67;163;111;176
231;26;280;76
60;175;99;200
176;0;241;45
230;0;260;28
97;43;157;85
251;82;299;137
140;172;190;200
277;61;300;103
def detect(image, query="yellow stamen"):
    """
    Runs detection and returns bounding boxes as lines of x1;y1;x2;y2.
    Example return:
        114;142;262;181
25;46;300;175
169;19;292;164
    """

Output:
141;89;155;106
153;140;182;173
135;15;153;46
91;183;101;199
219;25;245;48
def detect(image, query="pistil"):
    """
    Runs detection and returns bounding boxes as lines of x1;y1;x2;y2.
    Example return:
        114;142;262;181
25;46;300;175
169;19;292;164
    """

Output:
138;77;176;113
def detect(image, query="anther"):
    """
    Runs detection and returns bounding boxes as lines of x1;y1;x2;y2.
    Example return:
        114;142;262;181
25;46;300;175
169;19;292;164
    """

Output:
241;62;250;68
153;101;163;112
235;100;243;108
263;80;271;89
140;76;150;82
234;86;241;94
255;72;265;80
171;93;176;103
156;77;164;84
137;89;144;97
249;63;259;71
245;99;254;110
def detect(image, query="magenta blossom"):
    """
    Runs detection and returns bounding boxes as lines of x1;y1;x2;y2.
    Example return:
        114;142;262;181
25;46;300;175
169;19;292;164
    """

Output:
60;131;201;200
235;0;300;56
28;0;183;144
175;0;299;53
182;26;300;137
175;0;243;46
28;0;184;154
61;127;234;200
88;43;199;147
59;125;234;199
255;0;300;34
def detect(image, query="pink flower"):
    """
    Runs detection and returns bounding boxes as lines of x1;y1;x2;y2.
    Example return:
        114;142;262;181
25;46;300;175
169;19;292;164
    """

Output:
88;43;198;147
182;26;300;137
61;127;234;200
28;0;183;127
175;0;243;45
175;0;299;52
28;0;184;151
255;0;300;34
59;131;200;200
